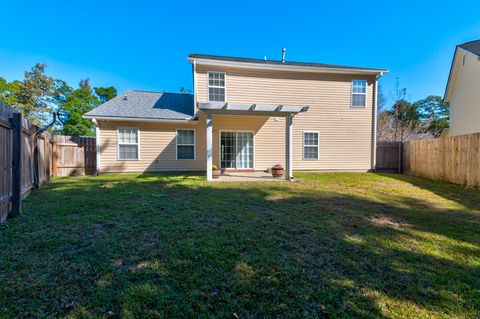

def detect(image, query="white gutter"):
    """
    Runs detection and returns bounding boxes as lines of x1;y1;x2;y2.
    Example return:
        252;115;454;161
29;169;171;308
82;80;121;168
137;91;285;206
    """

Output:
83;115;198;124
188;58;389;75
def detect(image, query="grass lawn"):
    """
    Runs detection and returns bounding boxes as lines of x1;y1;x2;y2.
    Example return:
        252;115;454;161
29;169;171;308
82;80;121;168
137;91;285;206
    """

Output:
1;173;480;318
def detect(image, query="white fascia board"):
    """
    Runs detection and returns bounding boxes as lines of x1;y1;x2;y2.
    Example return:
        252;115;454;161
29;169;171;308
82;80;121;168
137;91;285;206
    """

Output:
189;58;388;76
83;115;198;124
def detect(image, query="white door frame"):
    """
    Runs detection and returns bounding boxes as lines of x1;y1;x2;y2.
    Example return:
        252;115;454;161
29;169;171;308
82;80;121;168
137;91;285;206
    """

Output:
219;130;255;170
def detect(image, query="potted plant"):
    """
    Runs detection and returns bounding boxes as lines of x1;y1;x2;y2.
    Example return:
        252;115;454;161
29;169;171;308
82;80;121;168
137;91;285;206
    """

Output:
271;164;285;178
212;164;221;179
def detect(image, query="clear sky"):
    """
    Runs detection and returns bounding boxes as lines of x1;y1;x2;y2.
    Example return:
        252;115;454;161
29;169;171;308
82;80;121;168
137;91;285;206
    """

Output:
1;0;479;106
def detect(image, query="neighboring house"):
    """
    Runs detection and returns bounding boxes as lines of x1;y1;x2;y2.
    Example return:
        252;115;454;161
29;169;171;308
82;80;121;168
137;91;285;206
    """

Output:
445;40;480;136
84;52;388;180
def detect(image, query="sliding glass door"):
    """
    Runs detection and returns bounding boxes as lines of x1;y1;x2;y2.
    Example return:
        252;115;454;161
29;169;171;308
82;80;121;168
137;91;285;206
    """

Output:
220;131;253;169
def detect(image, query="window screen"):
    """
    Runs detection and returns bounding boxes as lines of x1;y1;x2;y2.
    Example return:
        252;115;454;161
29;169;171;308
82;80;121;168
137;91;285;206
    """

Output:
208;72;225;102
118;128;139;160
303;132;319;160
351;80;367;107
177;130;195;160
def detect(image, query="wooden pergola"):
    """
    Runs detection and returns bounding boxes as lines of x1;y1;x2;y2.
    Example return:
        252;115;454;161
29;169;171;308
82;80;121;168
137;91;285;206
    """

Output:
198;102;309;181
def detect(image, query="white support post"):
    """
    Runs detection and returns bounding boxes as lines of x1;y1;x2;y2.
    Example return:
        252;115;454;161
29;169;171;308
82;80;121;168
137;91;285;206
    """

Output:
206;112;213;181
285;114;293;180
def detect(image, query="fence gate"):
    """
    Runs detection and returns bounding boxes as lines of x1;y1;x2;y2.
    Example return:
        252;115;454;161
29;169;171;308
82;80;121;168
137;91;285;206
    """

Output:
376;142;402;173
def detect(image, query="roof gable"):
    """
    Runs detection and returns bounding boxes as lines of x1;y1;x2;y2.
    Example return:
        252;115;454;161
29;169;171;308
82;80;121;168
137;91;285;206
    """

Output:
84;90;194;121
189;53;388;74
445;40;480;101
459;40;480;56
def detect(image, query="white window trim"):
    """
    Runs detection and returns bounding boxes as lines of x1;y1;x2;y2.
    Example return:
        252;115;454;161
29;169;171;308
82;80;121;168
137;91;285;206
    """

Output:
218;130;255;170
117;127;140;161
176;129;196;160
302;131;319;160
207;71;227;102
351;79;367;108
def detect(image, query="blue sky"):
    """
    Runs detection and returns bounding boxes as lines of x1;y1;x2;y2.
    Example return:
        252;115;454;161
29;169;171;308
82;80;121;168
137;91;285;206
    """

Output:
1;0;479;106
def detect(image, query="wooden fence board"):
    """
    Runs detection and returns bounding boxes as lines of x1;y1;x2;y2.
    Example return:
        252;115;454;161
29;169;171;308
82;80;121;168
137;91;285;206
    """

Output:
0;102;14;223
376;142;401;172
52;135;96;176
403;133;480;187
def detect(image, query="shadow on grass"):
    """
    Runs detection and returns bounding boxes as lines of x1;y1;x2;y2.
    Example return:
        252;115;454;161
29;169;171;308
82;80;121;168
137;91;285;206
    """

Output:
377;173;480;210
0;173;479;318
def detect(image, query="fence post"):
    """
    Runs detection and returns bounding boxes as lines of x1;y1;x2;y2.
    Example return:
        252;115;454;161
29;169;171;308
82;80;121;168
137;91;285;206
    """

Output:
32;125;39;188
398;142;403;174
44;132;50;182
11;112;22;217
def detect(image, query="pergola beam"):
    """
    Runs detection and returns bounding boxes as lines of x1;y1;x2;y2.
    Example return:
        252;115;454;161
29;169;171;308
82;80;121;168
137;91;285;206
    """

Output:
201;102;307;182
198;102;308;115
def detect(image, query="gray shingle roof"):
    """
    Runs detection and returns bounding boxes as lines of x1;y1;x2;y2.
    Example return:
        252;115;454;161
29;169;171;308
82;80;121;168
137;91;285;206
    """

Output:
459;40;480;56
84;90;194;120
188;53;388;72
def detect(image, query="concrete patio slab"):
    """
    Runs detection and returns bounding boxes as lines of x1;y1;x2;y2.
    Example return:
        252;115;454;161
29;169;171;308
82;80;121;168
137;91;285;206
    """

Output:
212;171;285;182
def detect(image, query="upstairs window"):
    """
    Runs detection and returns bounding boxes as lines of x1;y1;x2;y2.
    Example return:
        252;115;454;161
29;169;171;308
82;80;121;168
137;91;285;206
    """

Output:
176;129;195;160
118;127;139;160
208;72;226;102
351;80;367;108
303;131;319;160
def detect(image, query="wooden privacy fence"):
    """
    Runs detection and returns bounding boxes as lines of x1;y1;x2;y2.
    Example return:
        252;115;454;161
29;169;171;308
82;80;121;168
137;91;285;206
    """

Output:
52;135;96;176
402;133;480;187
376;142;402;173
0;102;96;223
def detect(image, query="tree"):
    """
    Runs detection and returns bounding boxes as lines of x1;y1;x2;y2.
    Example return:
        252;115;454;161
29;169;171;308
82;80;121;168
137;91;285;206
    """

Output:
60;79;100;136
377;110;434;142
94;86;117;103
387;99;420;142
377;84;388;113
13;63;63;125
179;87;192;94
0;77;21;106
413;95;449;137
0;64;117;133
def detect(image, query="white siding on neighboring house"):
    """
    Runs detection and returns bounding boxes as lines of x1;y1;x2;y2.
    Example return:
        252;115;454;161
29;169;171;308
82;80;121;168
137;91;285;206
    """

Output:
447;49;480;136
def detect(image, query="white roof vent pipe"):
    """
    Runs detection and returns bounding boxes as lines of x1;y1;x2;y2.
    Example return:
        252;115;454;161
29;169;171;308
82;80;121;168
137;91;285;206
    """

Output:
281;48;286;63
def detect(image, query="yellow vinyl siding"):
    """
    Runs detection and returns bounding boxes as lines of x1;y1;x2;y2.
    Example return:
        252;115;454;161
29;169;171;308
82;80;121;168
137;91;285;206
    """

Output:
98;115;285;173
98;120;205;173
448;50;480;136
197;65;375;171
98;64;376;173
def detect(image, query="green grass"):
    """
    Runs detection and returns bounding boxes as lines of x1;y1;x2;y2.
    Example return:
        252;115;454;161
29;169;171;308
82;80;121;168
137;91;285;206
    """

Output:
1;172;480;318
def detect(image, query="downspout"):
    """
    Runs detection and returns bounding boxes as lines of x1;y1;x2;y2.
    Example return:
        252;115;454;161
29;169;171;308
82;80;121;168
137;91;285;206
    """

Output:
371;74;381;171
193;60;197;116
93;118;100;176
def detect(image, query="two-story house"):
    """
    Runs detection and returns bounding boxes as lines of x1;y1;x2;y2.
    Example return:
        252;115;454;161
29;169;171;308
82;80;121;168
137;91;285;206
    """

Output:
84;52;388;180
